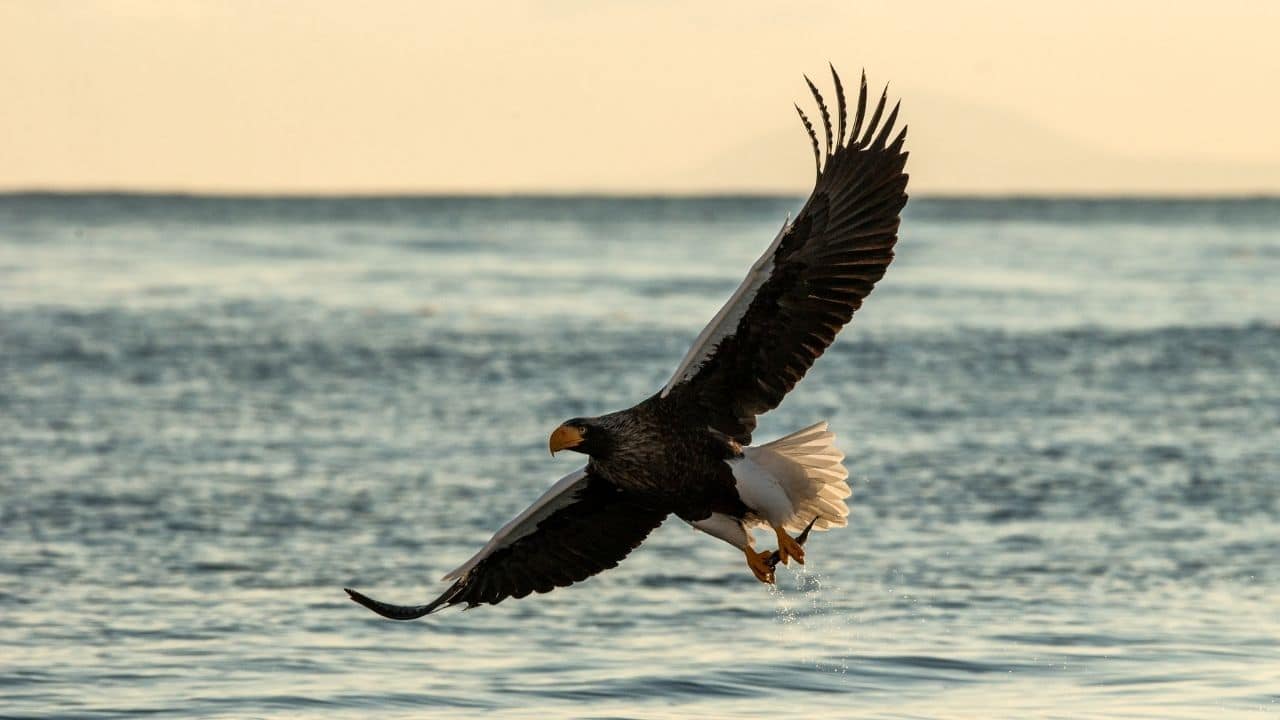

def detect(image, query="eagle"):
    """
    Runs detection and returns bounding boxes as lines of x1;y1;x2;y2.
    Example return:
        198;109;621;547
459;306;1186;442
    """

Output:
346;66;908;619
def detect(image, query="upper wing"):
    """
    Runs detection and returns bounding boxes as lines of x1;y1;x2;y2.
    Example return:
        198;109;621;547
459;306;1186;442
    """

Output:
345;466;667;619
662;67;909;443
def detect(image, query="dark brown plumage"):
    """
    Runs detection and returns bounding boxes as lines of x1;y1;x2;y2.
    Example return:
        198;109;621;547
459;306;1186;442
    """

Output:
348;470;665;618
666;69;908;444
346;67;908;618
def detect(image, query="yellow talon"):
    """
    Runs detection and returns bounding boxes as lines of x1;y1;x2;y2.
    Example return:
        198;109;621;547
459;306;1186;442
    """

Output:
744;548;775;584
773;524;806;566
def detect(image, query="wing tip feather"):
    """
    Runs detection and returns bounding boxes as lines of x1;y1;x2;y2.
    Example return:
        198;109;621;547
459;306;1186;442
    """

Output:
858;84;890;148
344;587;447;620
794;103;821;178
829;63;848;148
803;74;834;158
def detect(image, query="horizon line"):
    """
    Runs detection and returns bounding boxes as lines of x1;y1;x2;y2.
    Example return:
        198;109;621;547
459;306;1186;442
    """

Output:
3;189;1280;202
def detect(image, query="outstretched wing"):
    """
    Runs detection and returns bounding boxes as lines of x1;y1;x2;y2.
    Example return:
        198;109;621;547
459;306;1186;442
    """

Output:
662;67;909;443
345;467;667;619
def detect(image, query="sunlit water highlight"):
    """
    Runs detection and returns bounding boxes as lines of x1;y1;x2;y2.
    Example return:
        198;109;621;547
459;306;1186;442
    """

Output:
1;195;1278;718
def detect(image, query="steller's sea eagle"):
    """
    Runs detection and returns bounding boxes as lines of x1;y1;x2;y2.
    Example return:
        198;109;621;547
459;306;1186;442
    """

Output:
346;66;908;619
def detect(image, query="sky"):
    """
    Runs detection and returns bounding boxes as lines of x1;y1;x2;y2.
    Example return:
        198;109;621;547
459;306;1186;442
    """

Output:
2;1;1278;195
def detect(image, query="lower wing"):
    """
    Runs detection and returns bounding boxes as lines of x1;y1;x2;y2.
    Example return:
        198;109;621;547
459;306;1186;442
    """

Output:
346;466;667;619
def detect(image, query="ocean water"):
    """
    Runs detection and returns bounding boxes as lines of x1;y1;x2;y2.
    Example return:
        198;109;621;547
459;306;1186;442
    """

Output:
1;194;1278;719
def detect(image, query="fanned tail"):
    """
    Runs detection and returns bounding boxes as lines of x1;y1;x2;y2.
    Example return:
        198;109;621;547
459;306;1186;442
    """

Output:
743;421;851;534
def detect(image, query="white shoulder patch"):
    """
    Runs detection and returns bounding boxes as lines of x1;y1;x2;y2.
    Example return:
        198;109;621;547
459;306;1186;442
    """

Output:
441;467;590;581
661;216;791;397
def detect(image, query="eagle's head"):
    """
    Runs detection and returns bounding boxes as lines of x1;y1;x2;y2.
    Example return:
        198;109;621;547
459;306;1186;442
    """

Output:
548;417;615;458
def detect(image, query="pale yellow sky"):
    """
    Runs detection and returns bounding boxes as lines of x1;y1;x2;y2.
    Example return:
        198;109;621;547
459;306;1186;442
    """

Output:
2;1;1278;195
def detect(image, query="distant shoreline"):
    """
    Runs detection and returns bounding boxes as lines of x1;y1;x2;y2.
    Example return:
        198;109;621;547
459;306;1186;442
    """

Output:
2;190;1279;202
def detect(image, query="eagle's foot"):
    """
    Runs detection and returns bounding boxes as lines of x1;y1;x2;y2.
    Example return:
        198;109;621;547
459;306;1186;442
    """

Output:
744;548;776;584
773;524;806;566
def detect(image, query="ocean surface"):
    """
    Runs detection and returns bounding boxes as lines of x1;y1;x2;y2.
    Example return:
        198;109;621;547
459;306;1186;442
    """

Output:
1;194;1278;719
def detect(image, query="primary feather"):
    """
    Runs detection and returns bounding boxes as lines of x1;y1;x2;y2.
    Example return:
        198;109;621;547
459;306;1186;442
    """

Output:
347;67;908;618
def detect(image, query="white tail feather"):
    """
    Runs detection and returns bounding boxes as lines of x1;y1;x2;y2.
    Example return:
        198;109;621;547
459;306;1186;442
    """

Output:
741;421;850;534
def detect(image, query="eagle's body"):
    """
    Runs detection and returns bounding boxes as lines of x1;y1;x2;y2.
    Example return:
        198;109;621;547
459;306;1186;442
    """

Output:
347;67;909;619
578;394;744;517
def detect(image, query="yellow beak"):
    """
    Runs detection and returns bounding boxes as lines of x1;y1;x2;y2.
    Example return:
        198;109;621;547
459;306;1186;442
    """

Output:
549;424;585;455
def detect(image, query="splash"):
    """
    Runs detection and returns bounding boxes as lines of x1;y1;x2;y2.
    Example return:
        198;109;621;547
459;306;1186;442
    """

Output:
770;563;858;674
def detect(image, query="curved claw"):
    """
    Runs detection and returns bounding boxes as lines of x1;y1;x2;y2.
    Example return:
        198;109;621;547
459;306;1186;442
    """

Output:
744;549;776;584
765;517;819;570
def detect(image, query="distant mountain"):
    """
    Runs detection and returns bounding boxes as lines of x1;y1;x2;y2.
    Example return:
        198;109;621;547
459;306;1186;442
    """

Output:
669;92;1280;196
